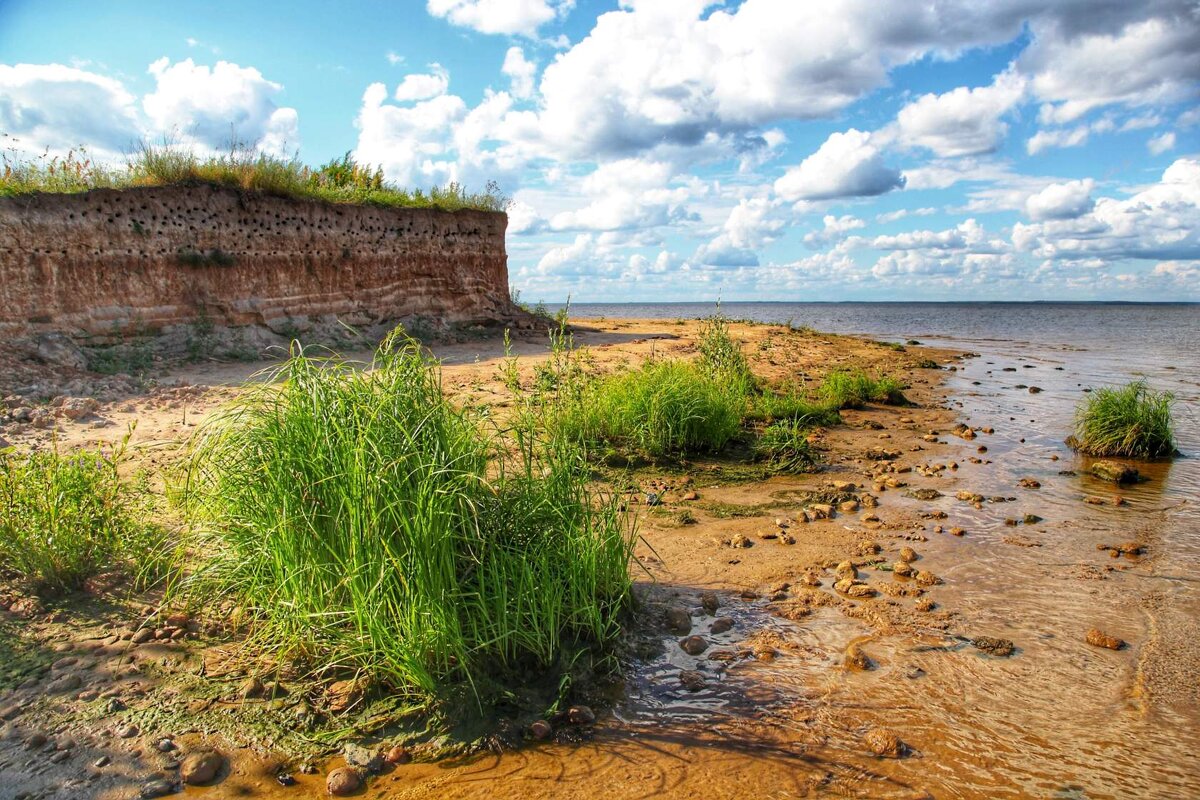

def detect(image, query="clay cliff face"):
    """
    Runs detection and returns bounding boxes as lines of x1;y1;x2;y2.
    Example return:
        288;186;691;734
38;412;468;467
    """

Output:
0;184;515;343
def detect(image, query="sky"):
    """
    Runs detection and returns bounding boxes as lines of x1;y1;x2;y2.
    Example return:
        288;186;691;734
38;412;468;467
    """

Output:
1;0;1198;303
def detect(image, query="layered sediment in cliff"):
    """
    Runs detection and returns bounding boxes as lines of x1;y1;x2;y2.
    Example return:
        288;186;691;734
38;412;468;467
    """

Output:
0;184;522;356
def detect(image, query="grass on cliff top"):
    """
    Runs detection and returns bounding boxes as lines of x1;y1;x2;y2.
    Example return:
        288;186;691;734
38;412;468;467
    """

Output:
1069;380;1176;459
176;331;634;701
0;143;508;212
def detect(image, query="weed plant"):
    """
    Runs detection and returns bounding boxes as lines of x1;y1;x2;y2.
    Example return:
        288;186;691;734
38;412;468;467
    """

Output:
818;370;908;409
754;419;821;473
177;331;633;699
746;390;841;426
1070;381;1176;458
1;143;507;212
0;438;162;592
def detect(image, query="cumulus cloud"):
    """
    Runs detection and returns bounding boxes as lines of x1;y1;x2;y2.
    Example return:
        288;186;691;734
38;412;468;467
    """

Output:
0;63;141;158
426;0;573;37
393;65;449;102
695;197;783;266
354;82;466;186
1013;158;1200;261
1023;14;1200;124
501;47;536;99
871;219;1006;254
803;214;866;247
546;158;697;232
892;71;1027;157
1024;179;1095;220
143;58;299;154
774;129;904;201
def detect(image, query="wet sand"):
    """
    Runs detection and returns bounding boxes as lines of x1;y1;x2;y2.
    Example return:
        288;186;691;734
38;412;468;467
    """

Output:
1;318;1197;799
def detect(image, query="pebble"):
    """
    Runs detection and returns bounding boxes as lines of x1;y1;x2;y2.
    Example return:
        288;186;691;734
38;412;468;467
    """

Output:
116;724;140;739
710;617;734;635
386;743;414;762
845;643;873;671
326;767;362;796
140;779;176;798
679;670;706;692
680;635;709;656
914;570;941;587
893;561;914;578
567;705;596;725
898;546;917;563
863;727;905;758
528;721;553;741
972;637;1015;657
180;750;225;785
700;592;720;614
664;606;692;634
1086;629;1125;650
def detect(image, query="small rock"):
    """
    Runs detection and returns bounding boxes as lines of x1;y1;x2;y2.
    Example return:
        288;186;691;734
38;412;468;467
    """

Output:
835;560;857;579
914;570;941;587
140;779;176;798
664;606;692;634
116;724;139;739
528;721;553;741
972;637;1015;657
700;592;720;614
567;705;596;725
180;750;225;785
326;767;362;796
1089;461;1139;484
710;617;734;635
863;727;905;758
949;527;966;536
47;673;82;694
1018;478;1041;489
93;755;111;768
914;597;936;612
343;743;382;772
1086;629;1125;650
680;635;709;656
679;670;706;692
898;547;917;563
385;744;414;763
892;561;914;578
729;534;753;548
845;643;873;670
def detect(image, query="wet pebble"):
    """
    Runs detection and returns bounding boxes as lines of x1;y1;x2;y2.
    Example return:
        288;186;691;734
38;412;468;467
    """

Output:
180;749;225;785
700;592;720;614
528;721;553;741
863;727;905;758
680;635;709;656
679;670;706;692
567;705;596;725
1086;629;1125;650
710;617;734;635
140;779;176;798
972;637;1015;657
326;767;362;796
898;546;918;563
664;606;692;634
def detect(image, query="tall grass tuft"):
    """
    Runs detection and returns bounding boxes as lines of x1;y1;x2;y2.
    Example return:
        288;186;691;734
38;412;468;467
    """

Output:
746;389;842;426
177;332;633;698
818;370;908;409
0;441;162;593
556;360;746;459
1070;381;1176;459
754;419;821;473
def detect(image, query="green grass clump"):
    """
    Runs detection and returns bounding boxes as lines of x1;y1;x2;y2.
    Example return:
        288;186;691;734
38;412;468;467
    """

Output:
178;332;633;699
697;313;755;395
1;144;507;212
818;370;908;409
557;360;746;459
1070;381;1176;459
0;443;161;592
754;419;820;473
746;390;842;426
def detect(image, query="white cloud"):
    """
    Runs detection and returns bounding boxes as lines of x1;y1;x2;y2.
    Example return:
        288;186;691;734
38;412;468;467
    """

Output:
393;65;449;102
1024;179;1095;221
875;207;936;223
774;129;904;201
0;63;141;158
1023;16;1200;124
501;47;536;99
426;0;573;37
1026;124;1091;155
1013;158;1200;261
892;71;1027;157
803;214;866;247
546;158;697;232
143;57;299;154
1148;131;1176;155
871;219;1005;254
354;82;466;186
695;197;783;266
386;51;405;66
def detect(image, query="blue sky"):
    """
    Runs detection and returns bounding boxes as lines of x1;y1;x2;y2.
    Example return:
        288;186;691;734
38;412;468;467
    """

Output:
2;0;1198;302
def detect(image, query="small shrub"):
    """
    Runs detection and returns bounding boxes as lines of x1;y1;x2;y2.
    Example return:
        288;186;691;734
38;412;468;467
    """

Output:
755;419;820;473
819;370;908;409
1069;381;1176;459
697;312;754;394
0;442;162;592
